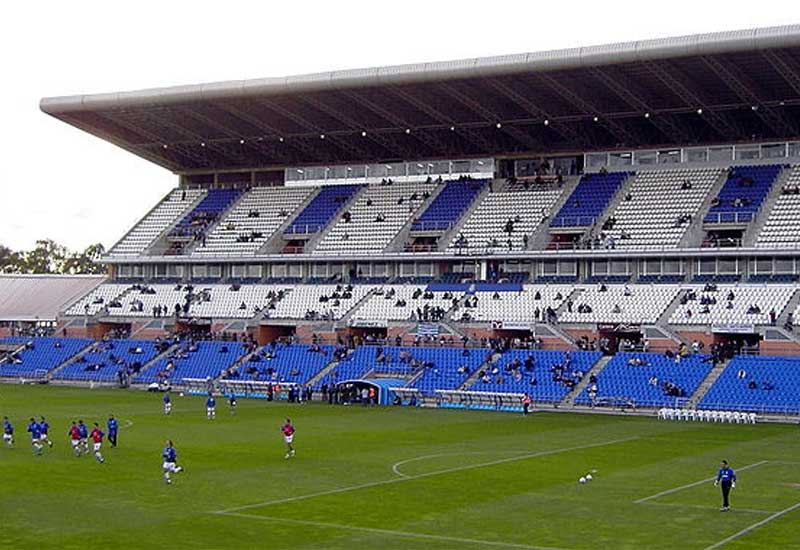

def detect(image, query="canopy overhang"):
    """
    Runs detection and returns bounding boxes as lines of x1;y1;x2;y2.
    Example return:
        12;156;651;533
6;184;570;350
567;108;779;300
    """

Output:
40;25;800;173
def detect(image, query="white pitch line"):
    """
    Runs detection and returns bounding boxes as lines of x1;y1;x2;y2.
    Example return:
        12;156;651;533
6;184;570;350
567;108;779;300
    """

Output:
392;450;530;478
634;460;769;504
642;501;773;515
703;501;800;550
213;436;639;514
216;512;572;550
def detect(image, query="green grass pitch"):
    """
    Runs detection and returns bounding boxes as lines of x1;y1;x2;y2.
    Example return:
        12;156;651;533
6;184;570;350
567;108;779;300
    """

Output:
1;385;799;550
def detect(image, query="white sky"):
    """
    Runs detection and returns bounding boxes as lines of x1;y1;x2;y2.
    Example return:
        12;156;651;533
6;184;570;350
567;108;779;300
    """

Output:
1;1;795;251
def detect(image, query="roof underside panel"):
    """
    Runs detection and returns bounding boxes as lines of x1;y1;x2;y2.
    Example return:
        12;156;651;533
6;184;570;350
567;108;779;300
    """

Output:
40;26;800;172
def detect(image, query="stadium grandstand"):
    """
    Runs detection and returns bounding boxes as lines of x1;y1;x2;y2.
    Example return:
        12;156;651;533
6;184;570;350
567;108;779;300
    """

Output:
5;24;800;420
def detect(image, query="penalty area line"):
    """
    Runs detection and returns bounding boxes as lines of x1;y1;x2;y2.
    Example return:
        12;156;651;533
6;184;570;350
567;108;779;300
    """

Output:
215;511;573;550
703;501;800;550
634;460;769;504
213;436;639;514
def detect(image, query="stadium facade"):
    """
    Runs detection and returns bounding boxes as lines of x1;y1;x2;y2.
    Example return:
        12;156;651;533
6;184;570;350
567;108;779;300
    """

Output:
2;25;800;418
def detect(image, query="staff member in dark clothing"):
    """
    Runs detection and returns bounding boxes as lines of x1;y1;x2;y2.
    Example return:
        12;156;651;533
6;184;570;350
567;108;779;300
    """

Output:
714;460;736;511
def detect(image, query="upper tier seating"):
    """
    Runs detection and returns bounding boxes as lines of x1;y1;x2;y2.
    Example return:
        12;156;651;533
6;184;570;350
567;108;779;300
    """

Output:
411;179;486;231
108;285;192;317
64;284;131;316
550;172;628;227
284;184;362;234
575;352;713;408
455;285;572;322
313;181;436;255
108;189;205;257
668;285;795;326
229;343;334;384
469;350;602;403
192;187;313;256
447;188;563;253
169;188;242;238
53;339;159;382
188;285;290;319
699;355;800;413
703;164;782;223
351;285;461;322
265;284;372;320
604;168;722;249
559;284;680;324
135;340;246;383
0;337;91;377
756;166;800;248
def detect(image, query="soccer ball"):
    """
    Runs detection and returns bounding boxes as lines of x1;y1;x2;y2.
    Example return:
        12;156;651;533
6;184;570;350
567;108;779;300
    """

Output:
579;477;587;484
585;474;593;481
179;392;184;397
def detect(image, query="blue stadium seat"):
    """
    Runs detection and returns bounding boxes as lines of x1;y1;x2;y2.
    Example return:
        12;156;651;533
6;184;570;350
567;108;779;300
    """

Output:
53;339;160;382
699;355;800;413
134;341;246;383
228;343;334;385
468;350;602;403
0;337;91;378
284;184;362;234
550;172;629;227
575;352;713;408
411;179;486;231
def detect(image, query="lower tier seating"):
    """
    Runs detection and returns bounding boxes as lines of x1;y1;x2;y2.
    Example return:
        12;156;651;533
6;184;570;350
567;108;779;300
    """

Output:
575;352;714;408
699;355;800;413
53;339;160;382
0;337;91;378
228;343;334;385
134;341;246;384
467;350;602;403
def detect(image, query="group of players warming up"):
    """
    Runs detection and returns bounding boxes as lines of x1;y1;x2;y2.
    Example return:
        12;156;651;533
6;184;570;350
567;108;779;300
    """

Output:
6;395;739;502
5;395;297;487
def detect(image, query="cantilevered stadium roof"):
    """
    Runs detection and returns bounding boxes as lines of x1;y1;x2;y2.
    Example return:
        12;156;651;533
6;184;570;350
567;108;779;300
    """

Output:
41;25;800;173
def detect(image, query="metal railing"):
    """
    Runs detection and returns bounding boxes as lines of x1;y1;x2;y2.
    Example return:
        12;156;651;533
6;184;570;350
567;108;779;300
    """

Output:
549;215;598;228
704;211;755;224
411;220;455;232
283;223;324;235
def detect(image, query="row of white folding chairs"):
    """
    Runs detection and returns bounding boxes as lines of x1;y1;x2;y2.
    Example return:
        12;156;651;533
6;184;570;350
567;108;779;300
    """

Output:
658;408;757;423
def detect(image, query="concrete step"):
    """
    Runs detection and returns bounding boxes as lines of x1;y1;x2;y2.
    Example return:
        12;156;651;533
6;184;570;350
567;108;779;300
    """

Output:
686;359;728;408
560;354;611;407
742;165;793;247
385;183;447;252
457;351;501;390
679;169;729;248
528;176;581;250
306;358;343;387
257;186;322;254
143;192;210;256
43;341;96;380
303;186;369;254
436;182;493;250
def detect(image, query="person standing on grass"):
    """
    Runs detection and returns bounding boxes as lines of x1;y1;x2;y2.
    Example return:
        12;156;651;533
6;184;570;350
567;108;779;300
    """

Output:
714;459;736;511
206;393;216;420
27;418;43;456
90;423;105;463
281;418;296;459
228;394;237;415
77;420;89;455
162;440;183;485
2;417;13;447
107;415;119;448
38;417;53;449
521;393;532;415
68;421;82;457
163;392;172;415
